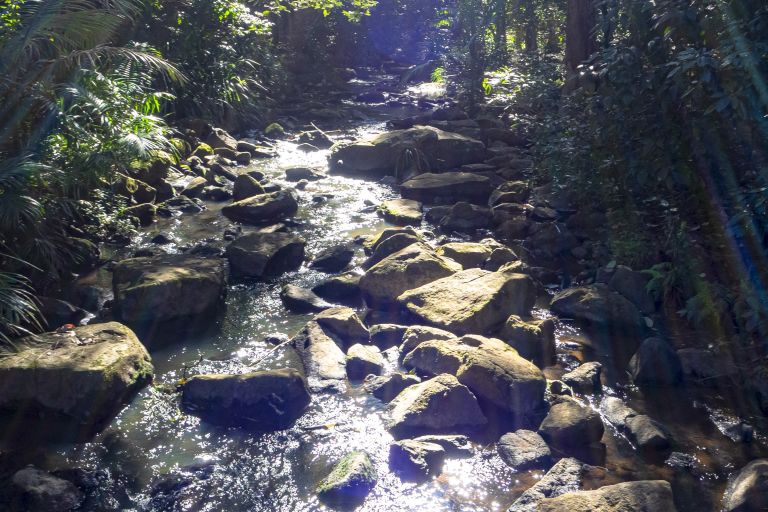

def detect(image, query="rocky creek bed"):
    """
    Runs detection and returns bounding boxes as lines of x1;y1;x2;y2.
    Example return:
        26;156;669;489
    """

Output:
1;72;767;512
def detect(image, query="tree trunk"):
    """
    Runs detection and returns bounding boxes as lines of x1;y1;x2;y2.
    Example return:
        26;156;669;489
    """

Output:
565;0;597;75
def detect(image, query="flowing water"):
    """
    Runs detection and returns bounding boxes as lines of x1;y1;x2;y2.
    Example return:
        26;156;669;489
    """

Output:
25;79;768;511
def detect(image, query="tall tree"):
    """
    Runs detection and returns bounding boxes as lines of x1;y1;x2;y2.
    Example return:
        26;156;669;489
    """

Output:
564;0;596;76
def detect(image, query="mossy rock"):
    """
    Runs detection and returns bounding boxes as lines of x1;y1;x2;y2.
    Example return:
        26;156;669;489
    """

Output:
317;451;377;507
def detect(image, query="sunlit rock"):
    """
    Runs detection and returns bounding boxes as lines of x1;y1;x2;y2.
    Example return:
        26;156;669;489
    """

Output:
389;439;445;482
346;344;384;380
403;335;545;415
0;322;152;440
498;430;552;471
221;189;298;224
400;172;493;204
538;397;604;457
316;451;377;508
290;321;347;392
538;480;677;511
225;232;305;278
723;459;768;512
180;368;310;430
497;315;555;367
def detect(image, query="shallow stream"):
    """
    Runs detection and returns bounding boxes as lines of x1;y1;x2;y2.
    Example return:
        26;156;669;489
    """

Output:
38;83;768;511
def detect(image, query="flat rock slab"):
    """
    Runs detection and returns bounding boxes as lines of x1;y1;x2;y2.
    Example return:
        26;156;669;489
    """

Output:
180;368;310;430
397;268;536;335
400;172;493;204
290;321;347;392
538;480;677;511
113;254;226;334
226;232;305;278
221;190;298;224
0;322;152;439
380;198;423;225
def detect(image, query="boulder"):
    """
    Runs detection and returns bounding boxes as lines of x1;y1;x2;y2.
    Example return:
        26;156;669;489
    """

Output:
361;231;422;269
113;255;226;334
317;451;377;508
364;373;421;402
397;269;536;335
309;243;354;272
389;439;445;481
386;374;487;438
369;323;409;349
363;227;419;254
436;242;493;269
538;397;604;455
225;232;305;278
11;467;85;512
550;285;645;331
625;414;671;453
628;337;683;386
0;323;152;437
232;174;265;201
724;459;768;512
526;223;579;257
489;181;530;206
329;126;485;177
403;335;545;415
180;368;310;430
380;198;423;225
312;272;362;304
315;307;369;348
346;344;385;380
290;321;347;392
160;195;204;214
538;480;677;512
507;458;585;512
205;127;238;150
400;172;493;205
181;177;208;198
562;362;603;395
280;285;334;313
600;397;671;454
399;325;455;362
285;167;324;181
359;243;460;307
221;189;298;225
498;430;552;471
125;203;156;226
608;265;655;314
498;315;555;367
438;202;492;232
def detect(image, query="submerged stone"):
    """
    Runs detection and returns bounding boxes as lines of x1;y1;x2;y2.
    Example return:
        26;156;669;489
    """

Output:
317;451;377;507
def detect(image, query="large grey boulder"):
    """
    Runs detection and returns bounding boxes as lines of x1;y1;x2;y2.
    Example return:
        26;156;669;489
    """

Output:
550;284;645;331
180;368;310;430
562;362;603;395
232;174;265;201
290;321;347;392
507;458;585;512
225;232;305;278
386;374;487;438
359;243;460;307
538;480;677;511
497;430;552;471
538;397;604;455
399;325;455;362
724;459;768;512
221;189;298;224
0;323;152;438
316;451;377;508
329;125;485;177
403;335;545;415
400;172;493;204
397;269;536;336
599;397;672;454
11;467;85;512
113;255;227;334
361;232;423;270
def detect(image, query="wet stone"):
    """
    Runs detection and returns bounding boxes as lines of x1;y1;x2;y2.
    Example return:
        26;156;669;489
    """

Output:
363;373;421;403
280;284;335;313
388;439;445;482
317;451;377;508
346;344;384;380
497;430;552;471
